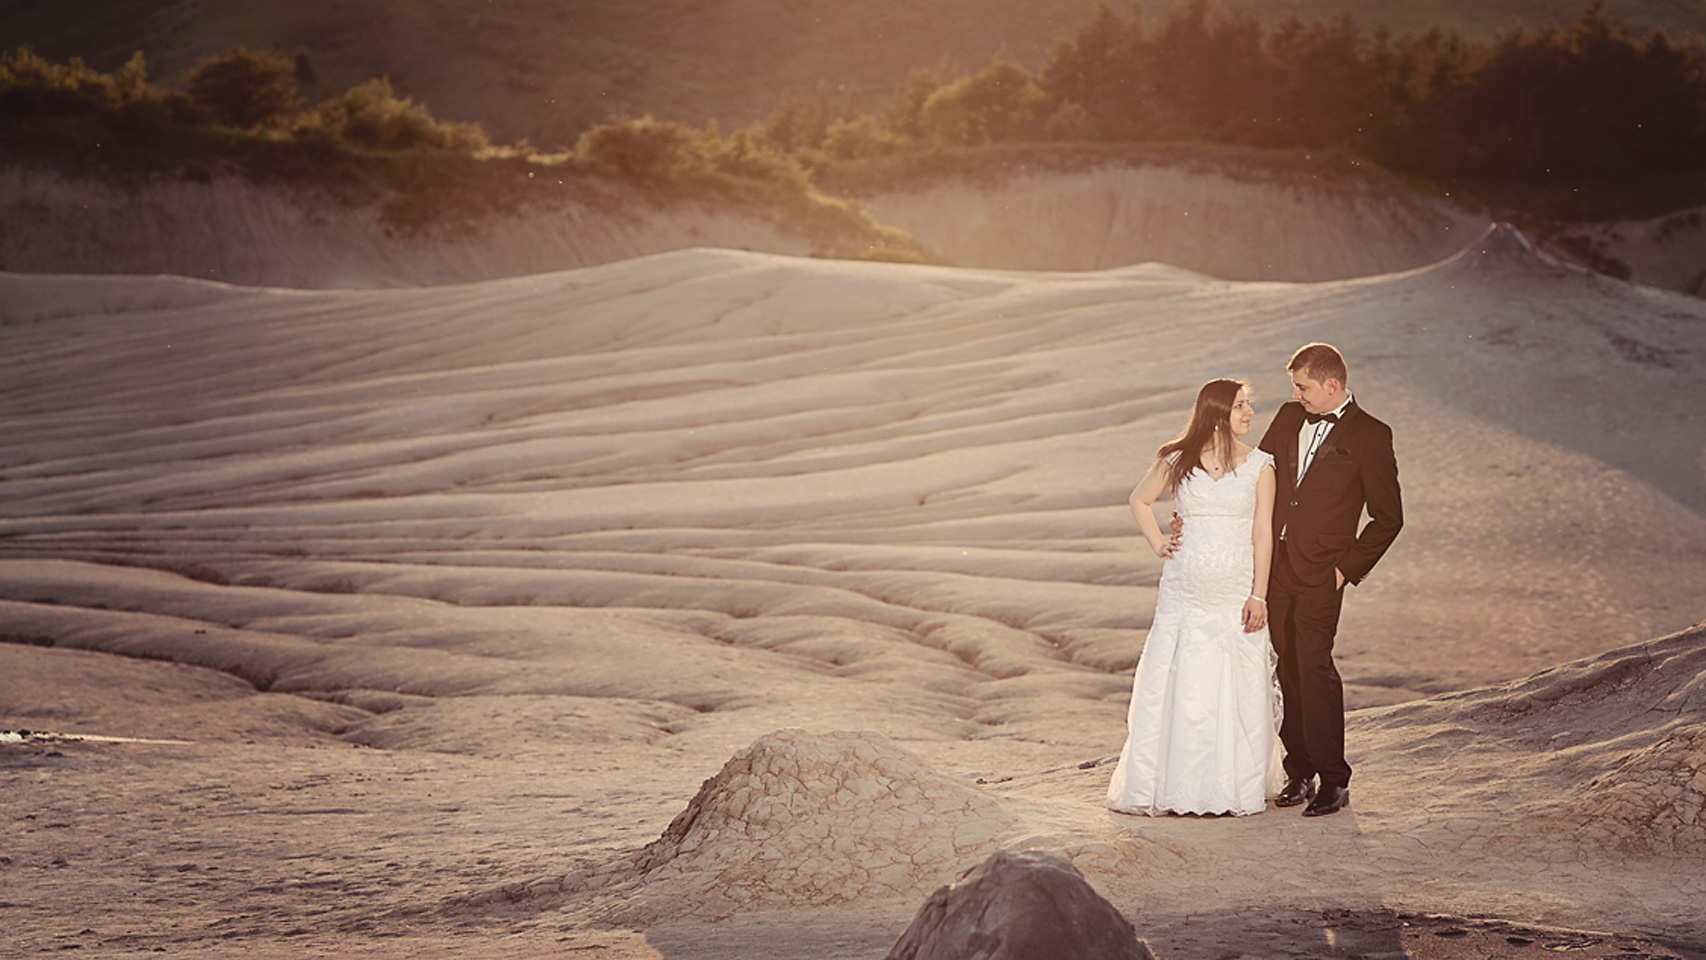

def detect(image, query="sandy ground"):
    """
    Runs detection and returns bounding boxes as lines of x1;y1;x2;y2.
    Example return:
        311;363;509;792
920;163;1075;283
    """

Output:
9;157;1703;298
853;162;1706;297
1584;205;1706;297
0;165;818;289
3;225;1705;958
855;161;1486;279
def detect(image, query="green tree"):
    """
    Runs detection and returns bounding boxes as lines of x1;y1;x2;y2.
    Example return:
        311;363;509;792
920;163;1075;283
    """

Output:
186;47;299;129
882;67;942;139
315;77;487;151
1265;13;1377;147
116;51;148;99
1361;25;1480;175
713;125;809;186
1458;2;1706;179
798;80;839;151
1;46;116;111
1039;1;1152;137
759;83;846;153
763;89;806;151
1143;0;1274;138
576;115;710;182
822;114;907;159
919;61;1050;146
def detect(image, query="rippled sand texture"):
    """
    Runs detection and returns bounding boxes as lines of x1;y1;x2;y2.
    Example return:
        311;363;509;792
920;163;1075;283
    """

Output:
3;226;1705;958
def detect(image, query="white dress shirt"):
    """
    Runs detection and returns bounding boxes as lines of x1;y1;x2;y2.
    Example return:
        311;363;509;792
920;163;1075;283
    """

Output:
1296;394;1353;485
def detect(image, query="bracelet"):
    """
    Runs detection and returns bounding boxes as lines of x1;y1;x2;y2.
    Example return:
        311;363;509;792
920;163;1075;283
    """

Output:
1249;595;1266;604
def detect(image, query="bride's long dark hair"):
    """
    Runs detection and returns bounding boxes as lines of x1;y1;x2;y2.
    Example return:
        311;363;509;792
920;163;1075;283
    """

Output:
1157;378;1248;491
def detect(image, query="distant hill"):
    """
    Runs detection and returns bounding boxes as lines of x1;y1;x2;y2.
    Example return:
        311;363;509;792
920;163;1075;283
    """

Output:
3;0;1701;149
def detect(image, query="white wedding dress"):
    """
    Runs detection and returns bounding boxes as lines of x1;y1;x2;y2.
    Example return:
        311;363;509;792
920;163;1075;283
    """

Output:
1107;449;1285;816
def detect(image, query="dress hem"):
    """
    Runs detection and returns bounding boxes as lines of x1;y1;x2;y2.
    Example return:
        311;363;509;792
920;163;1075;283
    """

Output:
1107;802;1268;818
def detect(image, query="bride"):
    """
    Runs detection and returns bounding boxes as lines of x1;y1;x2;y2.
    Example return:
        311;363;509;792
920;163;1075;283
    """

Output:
1107;378;1284;817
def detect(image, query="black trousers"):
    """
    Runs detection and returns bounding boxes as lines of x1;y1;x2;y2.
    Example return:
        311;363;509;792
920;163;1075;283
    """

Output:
1268;540;1351;788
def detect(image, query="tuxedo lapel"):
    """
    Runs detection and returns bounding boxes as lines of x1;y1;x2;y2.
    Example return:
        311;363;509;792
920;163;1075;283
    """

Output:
1296;401;1360;494
1271;404;1301;498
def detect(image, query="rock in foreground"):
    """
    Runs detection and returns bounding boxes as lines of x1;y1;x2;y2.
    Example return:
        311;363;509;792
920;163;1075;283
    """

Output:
887;849;1155;960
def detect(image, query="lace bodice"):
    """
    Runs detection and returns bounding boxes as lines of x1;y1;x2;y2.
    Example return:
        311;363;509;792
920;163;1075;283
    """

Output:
1162;449;1273;608
1174;448;1273;520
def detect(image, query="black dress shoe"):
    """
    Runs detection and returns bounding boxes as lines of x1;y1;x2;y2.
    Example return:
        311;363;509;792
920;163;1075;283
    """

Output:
1303;784;1349;817
1275;777;1316;807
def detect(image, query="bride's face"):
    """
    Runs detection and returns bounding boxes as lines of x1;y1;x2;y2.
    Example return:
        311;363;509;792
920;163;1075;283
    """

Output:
1228;390;1254;438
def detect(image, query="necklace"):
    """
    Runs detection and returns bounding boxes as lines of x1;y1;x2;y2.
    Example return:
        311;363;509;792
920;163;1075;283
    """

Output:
1202;449;1248;479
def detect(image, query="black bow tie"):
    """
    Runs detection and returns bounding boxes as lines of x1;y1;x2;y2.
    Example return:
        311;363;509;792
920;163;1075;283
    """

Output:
1305;411;1339;425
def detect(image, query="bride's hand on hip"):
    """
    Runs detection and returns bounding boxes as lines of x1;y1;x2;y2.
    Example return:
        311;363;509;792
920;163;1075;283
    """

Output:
1242;597;1268;633
1154;511;1182;557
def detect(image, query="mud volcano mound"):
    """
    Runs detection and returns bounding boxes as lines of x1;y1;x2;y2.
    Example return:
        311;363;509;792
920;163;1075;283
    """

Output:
1367;621;1706;856
1578;724;1706;853
462;729;1007;920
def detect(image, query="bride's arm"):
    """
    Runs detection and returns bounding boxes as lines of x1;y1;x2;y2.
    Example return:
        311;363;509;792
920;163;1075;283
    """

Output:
1243;464;1276;632
1129;459;1176;558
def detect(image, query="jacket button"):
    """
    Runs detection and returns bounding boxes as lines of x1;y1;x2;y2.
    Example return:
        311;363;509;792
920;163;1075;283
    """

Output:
1289;500;1299;507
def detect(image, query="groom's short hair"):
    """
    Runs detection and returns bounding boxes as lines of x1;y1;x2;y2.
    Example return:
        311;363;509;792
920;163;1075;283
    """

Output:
1288;343;1348;387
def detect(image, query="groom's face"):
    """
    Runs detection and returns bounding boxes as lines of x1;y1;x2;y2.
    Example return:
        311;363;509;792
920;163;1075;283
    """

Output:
1292;373;1341;414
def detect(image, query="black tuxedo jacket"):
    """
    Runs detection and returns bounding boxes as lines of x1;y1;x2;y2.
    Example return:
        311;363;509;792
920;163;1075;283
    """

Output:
1258;399;1403;588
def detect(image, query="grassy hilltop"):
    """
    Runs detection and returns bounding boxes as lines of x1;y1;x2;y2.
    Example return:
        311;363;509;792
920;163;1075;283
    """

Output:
3;0;1702;149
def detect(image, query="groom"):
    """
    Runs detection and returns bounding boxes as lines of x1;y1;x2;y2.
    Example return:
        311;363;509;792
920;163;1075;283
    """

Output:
1258;343;1402;817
